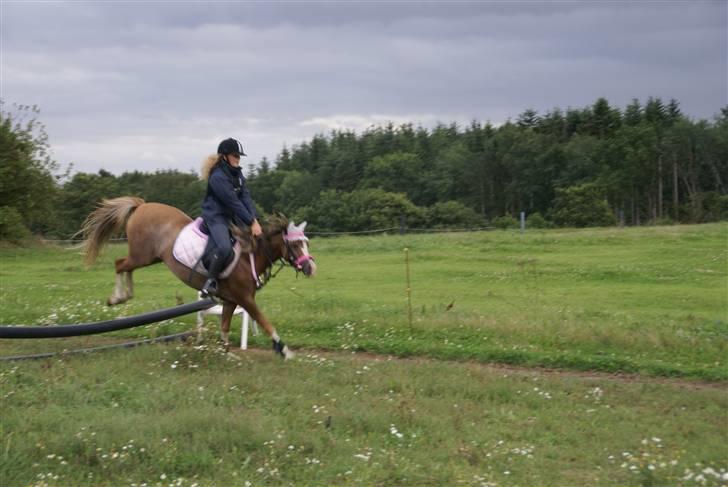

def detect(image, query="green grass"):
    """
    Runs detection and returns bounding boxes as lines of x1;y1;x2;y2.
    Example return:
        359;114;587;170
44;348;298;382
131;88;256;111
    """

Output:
1;224;727;485
1;344;726;486
1;223;727;379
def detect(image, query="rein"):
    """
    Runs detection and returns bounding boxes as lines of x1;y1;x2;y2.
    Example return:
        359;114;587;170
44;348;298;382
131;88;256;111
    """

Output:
250;233;289;290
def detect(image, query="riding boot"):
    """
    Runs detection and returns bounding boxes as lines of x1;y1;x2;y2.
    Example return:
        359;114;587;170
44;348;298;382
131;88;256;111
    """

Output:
201;251;226;296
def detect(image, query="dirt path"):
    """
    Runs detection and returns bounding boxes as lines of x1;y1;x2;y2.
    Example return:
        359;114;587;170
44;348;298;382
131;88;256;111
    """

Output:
236;346;728;392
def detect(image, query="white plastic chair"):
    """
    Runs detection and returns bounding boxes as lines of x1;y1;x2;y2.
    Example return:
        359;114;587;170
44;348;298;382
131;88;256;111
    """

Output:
196;292;259;349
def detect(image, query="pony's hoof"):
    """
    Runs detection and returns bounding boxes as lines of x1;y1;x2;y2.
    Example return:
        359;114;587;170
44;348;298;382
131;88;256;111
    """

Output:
107;296;129;306
283;347;296;360
272;339;295;359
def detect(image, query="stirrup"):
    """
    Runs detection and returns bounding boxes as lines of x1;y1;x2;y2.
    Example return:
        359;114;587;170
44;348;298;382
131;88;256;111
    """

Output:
201;278;218;297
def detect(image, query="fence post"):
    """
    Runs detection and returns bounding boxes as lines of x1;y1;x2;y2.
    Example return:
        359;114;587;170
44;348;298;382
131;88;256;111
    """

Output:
404;247;413;332
520;211;526;233
399;214;407;235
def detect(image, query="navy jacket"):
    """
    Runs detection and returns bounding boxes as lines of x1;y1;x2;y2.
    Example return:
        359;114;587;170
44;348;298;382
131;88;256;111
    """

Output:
201;160;257;227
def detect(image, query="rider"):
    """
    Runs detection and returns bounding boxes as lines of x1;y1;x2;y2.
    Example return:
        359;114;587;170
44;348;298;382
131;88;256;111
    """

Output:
200;137;263;296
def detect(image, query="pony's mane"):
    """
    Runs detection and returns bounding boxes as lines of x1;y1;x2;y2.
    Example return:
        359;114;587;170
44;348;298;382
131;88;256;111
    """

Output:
264;214;289;236
199;154;219;181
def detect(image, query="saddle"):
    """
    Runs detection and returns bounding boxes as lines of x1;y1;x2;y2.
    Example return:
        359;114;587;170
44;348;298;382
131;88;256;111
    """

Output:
172;218;242;278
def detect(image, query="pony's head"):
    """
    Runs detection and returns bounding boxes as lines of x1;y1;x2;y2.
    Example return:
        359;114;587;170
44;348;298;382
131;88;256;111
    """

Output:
264;215;316;277
283;221;316;277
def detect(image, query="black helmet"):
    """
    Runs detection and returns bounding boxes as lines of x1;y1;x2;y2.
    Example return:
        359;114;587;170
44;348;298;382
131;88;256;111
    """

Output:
217;137;247;156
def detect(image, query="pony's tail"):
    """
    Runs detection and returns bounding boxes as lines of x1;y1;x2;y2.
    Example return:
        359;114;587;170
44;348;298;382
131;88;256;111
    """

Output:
76;196;145;266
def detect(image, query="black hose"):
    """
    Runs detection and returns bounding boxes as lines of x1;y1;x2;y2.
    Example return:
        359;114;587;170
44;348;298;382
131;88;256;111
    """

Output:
0;299;217;339
0;331;196;361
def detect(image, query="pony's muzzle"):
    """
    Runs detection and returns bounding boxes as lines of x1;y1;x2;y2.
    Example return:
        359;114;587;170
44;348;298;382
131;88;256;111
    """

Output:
297;255;316;277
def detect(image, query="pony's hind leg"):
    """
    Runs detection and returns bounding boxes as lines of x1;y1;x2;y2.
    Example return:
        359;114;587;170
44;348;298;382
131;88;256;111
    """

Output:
107;257;135;306
108;272;127;306
220;301;235;352
125;271;134;299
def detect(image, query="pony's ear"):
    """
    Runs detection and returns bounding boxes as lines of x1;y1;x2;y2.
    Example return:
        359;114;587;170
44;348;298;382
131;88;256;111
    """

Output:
299;221;307;232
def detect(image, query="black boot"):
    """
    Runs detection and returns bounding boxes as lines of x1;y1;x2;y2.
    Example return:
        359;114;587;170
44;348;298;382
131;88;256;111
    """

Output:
201;251;225;297
201;278;217;297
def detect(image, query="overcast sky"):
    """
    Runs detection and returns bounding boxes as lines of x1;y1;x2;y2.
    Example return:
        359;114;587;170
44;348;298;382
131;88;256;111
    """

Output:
1;1;726;176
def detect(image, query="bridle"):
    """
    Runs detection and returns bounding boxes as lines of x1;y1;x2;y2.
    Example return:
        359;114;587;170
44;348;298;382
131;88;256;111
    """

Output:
282;230;315;271
253;229;314;289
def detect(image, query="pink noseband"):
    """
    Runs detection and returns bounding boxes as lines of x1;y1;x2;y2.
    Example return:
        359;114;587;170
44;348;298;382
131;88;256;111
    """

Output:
284;231;313;270
294;254;314;269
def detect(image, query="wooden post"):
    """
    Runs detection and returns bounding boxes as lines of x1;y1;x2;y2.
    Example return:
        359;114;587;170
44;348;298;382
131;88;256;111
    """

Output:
404;247;413;331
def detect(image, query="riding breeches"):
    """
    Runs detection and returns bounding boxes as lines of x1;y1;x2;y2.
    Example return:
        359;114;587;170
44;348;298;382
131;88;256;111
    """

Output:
205;221;234;261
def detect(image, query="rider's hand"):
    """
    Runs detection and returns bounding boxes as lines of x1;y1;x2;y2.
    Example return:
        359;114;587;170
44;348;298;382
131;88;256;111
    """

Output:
251;220;263;237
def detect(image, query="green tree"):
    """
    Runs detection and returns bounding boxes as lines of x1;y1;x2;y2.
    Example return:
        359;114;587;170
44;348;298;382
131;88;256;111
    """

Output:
0;102;60;237
56;171;121;237
517;108;540;129
247;170;287;214
584;97;621;138
623;99;642;126
361;152;424;203
275;171;321;216
550;183;616;227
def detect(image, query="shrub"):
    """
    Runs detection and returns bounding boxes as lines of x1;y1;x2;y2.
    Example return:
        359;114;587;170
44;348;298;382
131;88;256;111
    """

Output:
426;201;483;228
493;215;518;229
697;191;722;222
296;189;425;232
526;212;551;229
720;195;728;221
652;216;674;226
0;206;31;243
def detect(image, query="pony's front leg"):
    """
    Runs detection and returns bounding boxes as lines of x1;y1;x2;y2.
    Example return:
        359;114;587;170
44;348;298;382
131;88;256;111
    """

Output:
220;301;236;352
242;298;295;360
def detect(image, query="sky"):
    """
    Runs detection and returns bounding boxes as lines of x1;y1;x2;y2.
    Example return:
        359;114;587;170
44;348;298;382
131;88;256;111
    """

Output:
1;1;726;176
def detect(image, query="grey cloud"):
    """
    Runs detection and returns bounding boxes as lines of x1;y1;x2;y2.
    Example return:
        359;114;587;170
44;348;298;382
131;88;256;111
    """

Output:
2;1;725;174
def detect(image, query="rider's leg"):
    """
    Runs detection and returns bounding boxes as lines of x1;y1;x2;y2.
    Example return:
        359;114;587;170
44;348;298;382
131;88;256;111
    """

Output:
201;222;233;297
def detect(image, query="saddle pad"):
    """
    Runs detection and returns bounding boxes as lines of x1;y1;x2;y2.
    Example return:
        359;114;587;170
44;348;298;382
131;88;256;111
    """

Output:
172;218;242;279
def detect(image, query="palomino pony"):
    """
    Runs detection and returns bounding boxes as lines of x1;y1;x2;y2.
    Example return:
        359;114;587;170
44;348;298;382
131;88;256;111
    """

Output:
78;196;316;359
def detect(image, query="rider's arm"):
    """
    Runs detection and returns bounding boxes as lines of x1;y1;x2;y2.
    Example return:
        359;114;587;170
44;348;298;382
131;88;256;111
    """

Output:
208;171;255;226
239;180;258;221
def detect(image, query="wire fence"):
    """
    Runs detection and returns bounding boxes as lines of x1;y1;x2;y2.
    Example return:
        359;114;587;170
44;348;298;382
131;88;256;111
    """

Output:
39;237;127;246
39;225;496;245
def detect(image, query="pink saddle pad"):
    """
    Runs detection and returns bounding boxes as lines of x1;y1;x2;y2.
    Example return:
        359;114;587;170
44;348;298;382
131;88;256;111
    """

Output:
172;218;241;279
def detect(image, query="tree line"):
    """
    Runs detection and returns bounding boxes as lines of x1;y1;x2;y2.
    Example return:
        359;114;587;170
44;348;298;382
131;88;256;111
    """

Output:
249;96;727;231
1;97;727;241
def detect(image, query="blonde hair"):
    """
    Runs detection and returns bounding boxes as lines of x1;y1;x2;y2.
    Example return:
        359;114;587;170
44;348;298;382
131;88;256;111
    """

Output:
199;154;220;181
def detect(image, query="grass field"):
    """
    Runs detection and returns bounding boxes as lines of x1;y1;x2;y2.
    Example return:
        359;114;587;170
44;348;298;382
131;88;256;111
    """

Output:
1;223;727;485
1;223;726;379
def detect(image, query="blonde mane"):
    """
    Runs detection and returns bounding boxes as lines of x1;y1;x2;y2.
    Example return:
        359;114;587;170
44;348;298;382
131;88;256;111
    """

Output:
199;154;220;181
265;213;290;236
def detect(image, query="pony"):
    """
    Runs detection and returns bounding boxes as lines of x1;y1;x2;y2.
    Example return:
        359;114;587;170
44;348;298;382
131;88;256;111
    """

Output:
77;196;315;358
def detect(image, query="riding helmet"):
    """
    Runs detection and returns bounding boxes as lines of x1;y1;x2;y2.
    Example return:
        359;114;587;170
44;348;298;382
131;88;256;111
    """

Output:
217;137;247;156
